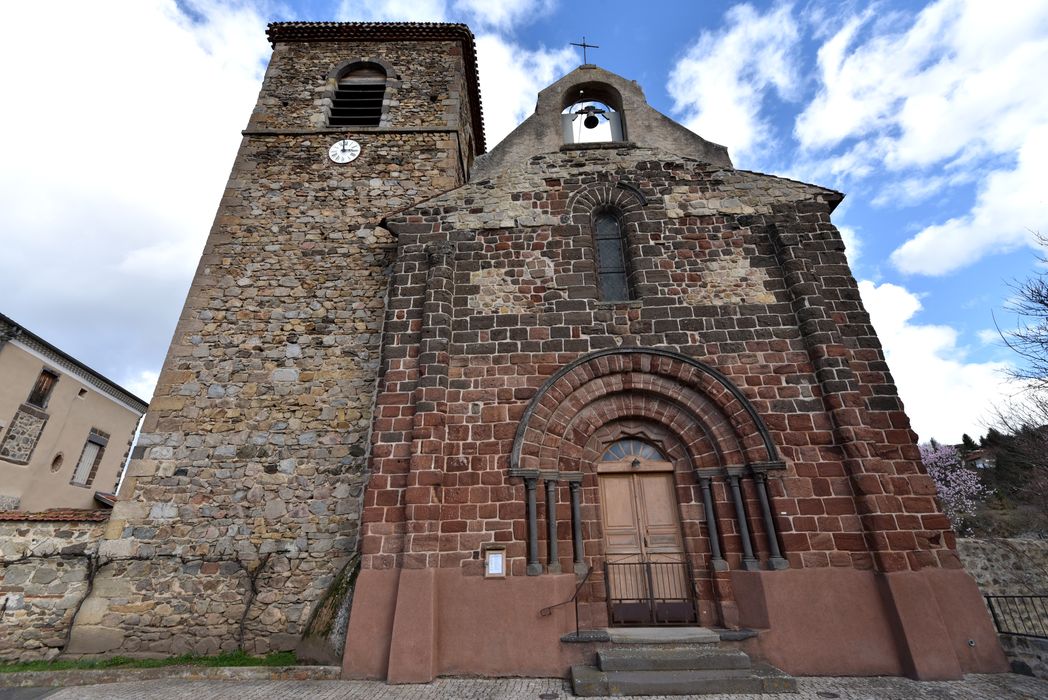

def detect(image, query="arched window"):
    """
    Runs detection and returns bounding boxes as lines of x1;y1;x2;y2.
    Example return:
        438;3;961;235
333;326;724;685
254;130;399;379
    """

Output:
329;64;386;127
601;438;667;462
593;210;631;301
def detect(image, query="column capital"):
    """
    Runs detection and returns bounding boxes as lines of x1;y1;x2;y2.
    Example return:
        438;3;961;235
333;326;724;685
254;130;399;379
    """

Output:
724;466;747;479
748;460;787;474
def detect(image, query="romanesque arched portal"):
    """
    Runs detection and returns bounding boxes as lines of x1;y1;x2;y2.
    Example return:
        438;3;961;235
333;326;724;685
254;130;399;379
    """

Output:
509;348;789;627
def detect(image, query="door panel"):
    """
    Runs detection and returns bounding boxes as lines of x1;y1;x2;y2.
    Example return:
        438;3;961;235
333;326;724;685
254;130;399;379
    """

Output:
599;475;642;557
637;473;684;556
601;467;696;625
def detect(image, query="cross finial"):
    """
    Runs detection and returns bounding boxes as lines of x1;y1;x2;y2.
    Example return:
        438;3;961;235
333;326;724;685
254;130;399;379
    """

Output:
570;36;599;65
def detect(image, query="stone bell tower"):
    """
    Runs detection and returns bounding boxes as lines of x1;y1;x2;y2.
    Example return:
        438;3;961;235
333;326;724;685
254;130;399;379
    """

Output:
66;22;484;660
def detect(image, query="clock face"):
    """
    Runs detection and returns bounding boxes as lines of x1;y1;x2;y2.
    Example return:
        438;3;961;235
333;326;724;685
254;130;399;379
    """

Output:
329;139;361;164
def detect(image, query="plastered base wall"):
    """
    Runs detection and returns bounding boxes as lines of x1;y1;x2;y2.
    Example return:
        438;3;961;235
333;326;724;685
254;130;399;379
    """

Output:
343;569;591;681
732;567;1009;680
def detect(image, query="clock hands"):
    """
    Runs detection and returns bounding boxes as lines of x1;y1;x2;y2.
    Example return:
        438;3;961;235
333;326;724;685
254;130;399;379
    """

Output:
329;139;360;163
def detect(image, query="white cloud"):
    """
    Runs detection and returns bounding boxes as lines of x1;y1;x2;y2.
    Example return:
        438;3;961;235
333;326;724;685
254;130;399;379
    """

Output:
453;0;554;32
797;0;1048;164
0;0;270;390
870;171;976;208
667;2;802;164
337;0;448;22
890;125;1048;275
794;0;1048;274
122;370;161;404
837;225;862;266
337;0;555;31
977;329;999;345
859;280;1011;442
475;35;575;147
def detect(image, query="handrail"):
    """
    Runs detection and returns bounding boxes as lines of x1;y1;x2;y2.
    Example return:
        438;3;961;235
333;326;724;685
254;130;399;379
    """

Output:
540;565;593;638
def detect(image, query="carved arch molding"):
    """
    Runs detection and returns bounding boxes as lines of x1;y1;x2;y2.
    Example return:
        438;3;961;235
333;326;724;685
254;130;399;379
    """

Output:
510;347;785;479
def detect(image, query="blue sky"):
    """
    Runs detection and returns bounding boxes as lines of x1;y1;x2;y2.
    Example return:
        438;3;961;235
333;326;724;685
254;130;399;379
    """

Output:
1;0;1046;443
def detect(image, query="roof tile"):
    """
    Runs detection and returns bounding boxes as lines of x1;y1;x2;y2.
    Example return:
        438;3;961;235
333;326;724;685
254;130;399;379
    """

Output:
0;508;110;522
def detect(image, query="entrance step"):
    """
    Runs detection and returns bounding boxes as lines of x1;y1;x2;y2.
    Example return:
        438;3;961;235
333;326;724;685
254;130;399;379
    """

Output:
605;626;720;645
571;664;797;696
598;646;751;672
571;632;796;696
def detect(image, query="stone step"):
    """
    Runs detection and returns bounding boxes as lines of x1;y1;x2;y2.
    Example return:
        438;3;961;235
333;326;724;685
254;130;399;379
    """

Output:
598;646;752;672
606;626;721;645
571;663;797;696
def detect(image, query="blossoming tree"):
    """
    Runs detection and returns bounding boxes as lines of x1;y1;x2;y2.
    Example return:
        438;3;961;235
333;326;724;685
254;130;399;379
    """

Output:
920;441;986;533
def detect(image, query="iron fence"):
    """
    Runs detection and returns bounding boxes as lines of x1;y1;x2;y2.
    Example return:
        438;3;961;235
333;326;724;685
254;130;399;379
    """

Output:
985;595;1048;639
604;560;697;626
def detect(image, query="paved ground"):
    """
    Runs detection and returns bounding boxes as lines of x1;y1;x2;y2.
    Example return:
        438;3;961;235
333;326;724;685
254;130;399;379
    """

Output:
3;674;1047;700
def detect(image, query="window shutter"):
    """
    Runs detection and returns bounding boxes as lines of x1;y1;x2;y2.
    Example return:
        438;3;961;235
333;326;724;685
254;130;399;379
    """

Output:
329;66;386;127
72;441;100;485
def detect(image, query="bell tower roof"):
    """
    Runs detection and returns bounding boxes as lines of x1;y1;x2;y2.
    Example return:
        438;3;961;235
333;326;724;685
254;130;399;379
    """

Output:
473;64;732;179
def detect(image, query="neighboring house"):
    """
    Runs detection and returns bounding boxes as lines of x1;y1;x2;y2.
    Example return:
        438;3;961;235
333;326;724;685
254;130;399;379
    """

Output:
0;313;148;511
962;448;997;471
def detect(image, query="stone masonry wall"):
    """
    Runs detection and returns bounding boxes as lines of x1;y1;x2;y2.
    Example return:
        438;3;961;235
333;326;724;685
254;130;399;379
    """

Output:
66;36;474;660
0;514;107;662
958;538;1048;595
958;538;1048;678
360;142;956;615
0;405;48;464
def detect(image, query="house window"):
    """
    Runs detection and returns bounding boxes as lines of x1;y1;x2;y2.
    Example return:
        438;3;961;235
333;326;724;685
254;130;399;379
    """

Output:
26;369;58;409
593;211;631;301
329;64;386;127
71;430;108;487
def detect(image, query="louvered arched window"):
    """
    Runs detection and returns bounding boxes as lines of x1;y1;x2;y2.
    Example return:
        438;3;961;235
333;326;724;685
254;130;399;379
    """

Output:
593;210;632;301
329;64;386;127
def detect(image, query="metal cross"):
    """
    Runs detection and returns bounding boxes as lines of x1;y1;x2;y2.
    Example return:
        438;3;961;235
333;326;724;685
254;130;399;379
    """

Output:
571;36;599;64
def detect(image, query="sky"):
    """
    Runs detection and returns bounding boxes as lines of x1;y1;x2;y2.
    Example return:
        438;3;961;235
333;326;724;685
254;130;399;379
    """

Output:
1;0;1046;445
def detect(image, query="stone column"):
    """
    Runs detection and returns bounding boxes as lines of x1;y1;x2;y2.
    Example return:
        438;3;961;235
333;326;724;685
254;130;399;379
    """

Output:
524;474;541;576
751;467;789;570
545;476;561;574
568;478;586;575
727;468;760;571
698;474;728;571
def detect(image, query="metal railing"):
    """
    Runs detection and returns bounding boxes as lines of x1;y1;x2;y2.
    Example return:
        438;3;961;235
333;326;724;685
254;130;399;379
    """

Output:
540;566;593;638
985;595;1048;639
604;560;697;626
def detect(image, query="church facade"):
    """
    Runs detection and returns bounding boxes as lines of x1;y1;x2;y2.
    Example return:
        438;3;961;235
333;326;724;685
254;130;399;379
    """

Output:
66;22;1007;683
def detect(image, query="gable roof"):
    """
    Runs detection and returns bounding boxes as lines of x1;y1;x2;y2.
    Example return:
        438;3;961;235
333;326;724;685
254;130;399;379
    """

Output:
0;312;148;413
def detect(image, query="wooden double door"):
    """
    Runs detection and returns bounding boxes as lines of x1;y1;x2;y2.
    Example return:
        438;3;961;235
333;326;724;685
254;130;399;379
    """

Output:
599;468;696;625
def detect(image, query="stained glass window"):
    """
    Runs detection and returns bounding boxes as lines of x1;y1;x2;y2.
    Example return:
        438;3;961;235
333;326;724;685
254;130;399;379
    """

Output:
601;438;666;462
